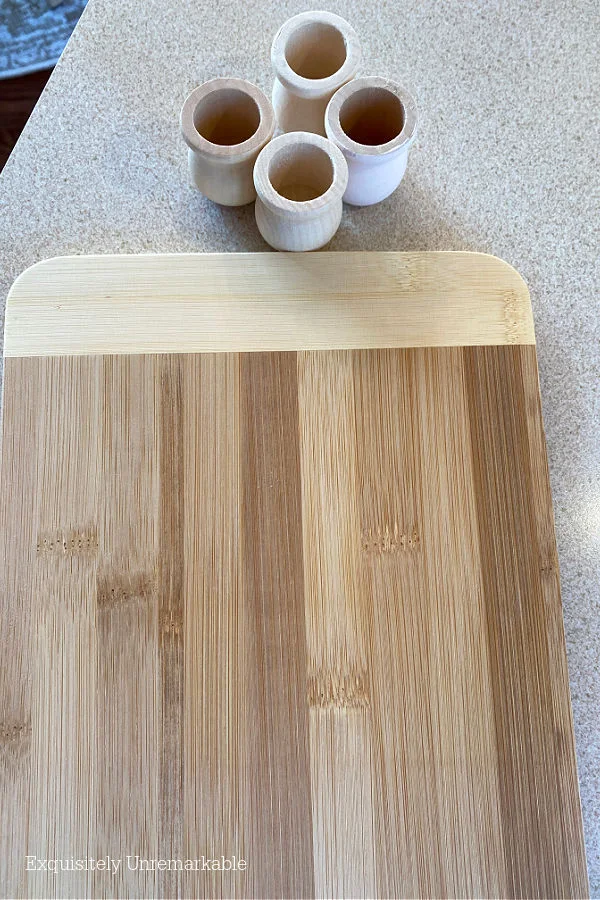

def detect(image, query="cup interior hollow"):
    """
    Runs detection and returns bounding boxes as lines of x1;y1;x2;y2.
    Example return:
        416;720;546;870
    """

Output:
193;88;261;146
339;86;405;146
268;143;334;201
285;22;347;79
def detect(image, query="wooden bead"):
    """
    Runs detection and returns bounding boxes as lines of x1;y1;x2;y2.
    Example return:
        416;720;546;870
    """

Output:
325;76;418;206
271;11;361;136
180;78;275;206
253;132;348;251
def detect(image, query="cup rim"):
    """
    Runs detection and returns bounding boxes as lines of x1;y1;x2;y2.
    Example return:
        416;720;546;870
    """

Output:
180;77;275;161
271;11;361;100
325;76;418;158
253;131;348;218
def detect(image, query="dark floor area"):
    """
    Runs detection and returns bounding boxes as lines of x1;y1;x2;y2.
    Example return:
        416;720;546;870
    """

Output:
0;69;52;172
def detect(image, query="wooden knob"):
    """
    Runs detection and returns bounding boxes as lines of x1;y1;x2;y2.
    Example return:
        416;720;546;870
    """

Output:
271;11;361;136
253;131;348;251
181;78;275;206
325;76;418;206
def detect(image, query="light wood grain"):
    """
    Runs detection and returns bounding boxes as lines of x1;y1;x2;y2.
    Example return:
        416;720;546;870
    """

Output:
353;347;445;896
26;357;102;900
4;252;534;357
0;254;587;899
298;351;376;899
94;355;160;899
463;346;588;897
0;357;41;900
183;353;243;900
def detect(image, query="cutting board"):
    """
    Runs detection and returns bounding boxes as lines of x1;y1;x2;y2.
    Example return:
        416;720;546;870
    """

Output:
0;252;588;899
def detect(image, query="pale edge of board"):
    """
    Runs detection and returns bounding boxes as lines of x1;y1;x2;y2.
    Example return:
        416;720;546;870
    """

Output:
4;251;534;357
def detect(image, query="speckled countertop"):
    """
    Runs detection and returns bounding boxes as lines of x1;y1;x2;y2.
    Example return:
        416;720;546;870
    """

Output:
0;0;598;892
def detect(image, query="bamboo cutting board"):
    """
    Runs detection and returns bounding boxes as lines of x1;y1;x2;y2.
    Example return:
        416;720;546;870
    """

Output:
0;253;588;899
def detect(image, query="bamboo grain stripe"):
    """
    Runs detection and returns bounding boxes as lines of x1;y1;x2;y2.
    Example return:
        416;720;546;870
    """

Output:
4;252;535;357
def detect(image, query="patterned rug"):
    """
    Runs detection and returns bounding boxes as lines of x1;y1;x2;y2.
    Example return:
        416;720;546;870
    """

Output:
0;0;87;78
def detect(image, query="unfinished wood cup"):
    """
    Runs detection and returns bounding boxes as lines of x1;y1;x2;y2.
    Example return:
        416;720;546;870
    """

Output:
325;76;418;206
253;131;348;251
181;78;275;206
271;11;361;136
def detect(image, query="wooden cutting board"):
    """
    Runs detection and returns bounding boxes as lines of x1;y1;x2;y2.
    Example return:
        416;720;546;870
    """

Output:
0;252;588;899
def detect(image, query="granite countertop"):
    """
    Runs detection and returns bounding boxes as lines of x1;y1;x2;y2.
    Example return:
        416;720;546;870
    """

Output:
0;0;598;892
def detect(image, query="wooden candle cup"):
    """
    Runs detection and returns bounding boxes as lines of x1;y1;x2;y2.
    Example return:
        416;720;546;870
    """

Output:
181;78;275;206
325;76;418;206
271;11;361;136
253;131;348;251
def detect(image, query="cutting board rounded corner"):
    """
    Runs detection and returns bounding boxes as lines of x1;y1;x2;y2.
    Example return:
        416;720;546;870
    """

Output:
465;250;531;302
7;255;69;302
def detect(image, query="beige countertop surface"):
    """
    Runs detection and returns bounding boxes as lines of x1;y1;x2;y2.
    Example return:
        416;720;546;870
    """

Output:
0;0;598;893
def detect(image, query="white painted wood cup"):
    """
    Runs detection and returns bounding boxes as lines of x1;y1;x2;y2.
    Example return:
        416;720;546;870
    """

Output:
271;11;361;136
325;76;418;206
181;78;275;206
253;131;348;251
